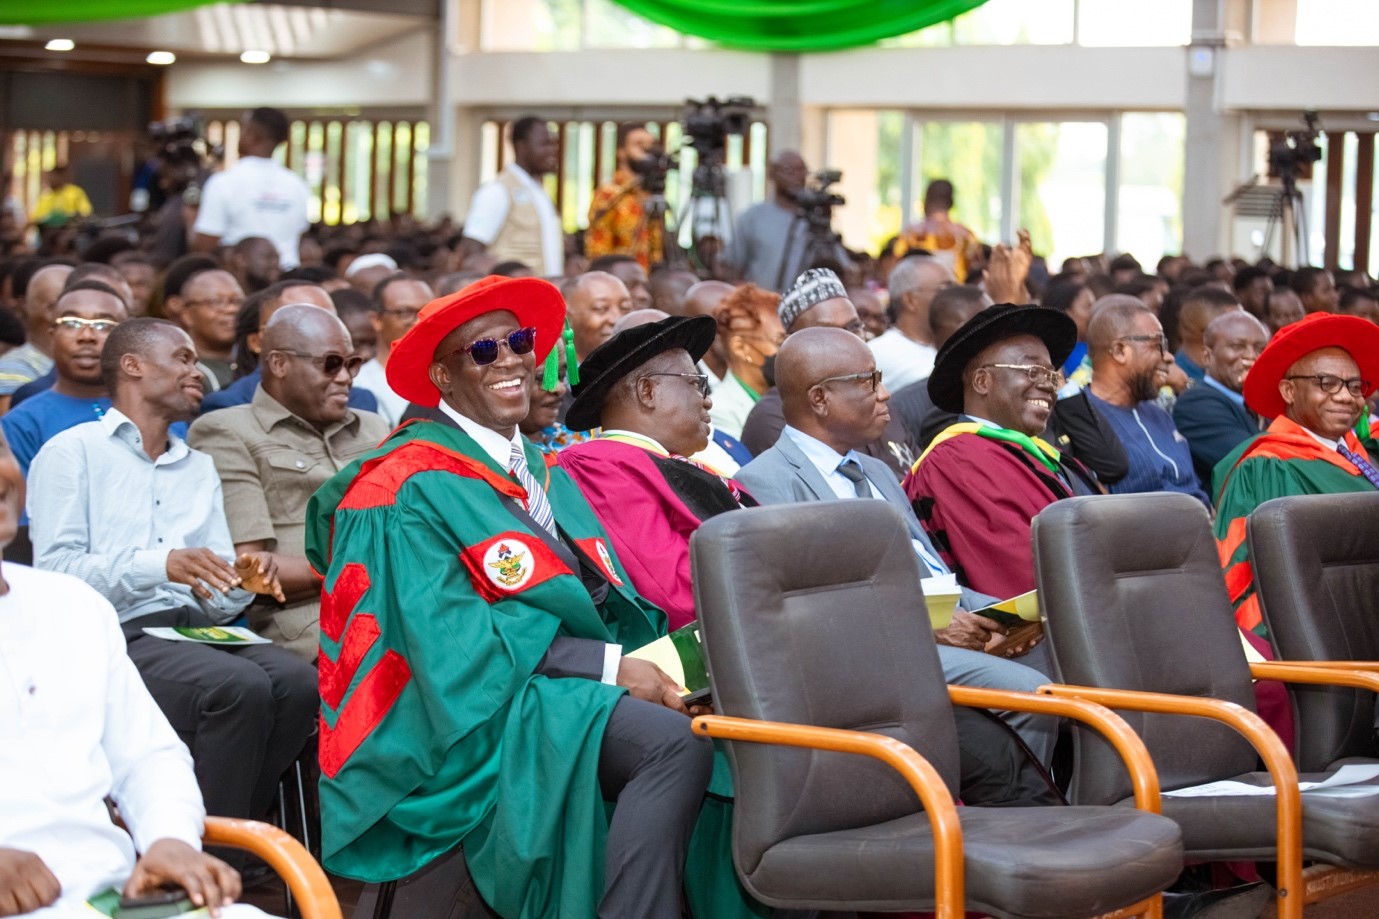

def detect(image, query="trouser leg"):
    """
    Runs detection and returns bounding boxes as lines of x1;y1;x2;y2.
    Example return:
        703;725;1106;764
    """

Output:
125;628;276;819
596;695;714;919
229;642;318;818
936;644;1058;766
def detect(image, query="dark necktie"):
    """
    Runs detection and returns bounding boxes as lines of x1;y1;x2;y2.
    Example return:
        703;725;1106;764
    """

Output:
836;458;873;498
1338;442;1379;490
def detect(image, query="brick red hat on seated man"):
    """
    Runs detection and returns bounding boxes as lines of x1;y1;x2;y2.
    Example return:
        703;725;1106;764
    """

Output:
386;275;568;408
1242;312;1379;420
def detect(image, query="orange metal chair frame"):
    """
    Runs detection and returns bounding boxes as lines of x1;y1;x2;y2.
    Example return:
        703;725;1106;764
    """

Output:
204;817;343;919
695;687;1172;919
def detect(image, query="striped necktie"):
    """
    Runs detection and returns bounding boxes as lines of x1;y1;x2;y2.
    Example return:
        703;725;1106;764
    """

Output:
510;441;557;536
1338;442;1379;490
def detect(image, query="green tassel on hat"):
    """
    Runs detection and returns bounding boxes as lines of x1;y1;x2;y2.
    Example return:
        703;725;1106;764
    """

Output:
542;323;579;392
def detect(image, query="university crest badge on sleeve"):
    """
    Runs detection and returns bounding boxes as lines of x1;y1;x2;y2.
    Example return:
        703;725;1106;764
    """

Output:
461;531;571;603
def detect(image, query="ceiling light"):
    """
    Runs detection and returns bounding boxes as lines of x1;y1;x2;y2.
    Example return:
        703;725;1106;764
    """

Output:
1368;112;1379;123
45;38;75;51
240;49;270;64
146;50;176;65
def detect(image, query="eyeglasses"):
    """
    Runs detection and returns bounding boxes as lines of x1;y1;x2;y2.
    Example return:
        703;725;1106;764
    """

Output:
52;316;119;334
811;370;884;393
1285;374;1371;397
643;372;711;397
184;296;243;312
380;307;422;321
980;363;1065;388
439;327;537;366
272;350;364;378
1117;334;1170;353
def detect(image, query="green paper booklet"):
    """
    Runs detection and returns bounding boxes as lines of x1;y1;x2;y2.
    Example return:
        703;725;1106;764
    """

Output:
625;622;711;704
142;626;270;645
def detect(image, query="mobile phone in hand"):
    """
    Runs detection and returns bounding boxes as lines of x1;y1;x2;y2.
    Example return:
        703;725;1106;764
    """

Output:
114;888;201;918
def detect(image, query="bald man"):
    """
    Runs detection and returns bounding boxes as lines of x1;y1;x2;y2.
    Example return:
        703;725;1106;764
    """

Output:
648;268;699;317
1172;311;1268;484
733;327;1058;801
725;150;850;291
188;306;389;659
1085;296;1209;505
1174;286;1243;384
563;271;635;362
200;280;380;415
0;263;71;412
682;280;733;386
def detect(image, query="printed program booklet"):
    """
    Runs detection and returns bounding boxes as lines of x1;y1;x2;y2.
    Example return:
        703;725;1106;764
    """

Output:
625;622;711;705
142;626;271;645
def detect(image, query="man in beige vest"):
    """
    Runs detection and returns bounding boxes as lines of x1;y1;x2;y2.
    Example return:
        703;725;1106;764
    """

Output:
458;116;563;275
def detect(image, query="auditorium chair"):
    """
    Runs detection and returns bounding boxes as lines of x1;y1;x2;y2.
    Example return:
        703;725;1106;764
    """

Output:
1032;492;1379;919
203;817;341;919
689;500;1184;919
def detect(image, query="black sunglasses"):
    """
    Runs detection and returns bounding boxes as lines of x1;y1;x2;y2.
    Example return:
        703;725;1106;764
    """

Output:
440;327;537;366
273;350;364;378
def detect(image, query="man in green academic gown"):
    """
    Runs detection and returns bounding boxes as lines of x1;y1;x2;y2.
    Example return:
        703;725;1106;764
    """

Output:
1214;311;1379;637
304;275;717;918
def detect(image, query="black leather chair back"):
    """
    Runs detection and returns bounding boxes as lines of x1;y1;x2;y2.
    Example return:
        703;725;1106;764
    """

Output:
1251;492;1379;771
691;500;961;875
1032;493;1258;805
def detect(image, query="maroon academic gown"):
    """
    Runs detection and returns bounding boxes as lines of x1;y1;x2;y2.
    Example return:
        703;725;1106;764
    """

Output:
905;432;1080;599
558;438;749;631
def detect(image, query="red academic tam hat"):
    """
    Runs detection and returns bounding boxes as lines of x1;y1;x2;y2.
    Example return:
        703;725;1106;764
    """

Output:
385;275;567;408
1242;312;1379;419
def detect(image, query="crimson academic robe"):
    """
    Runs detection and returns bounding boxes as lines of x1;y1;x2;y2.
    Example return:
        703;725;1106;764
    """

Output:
904;426;1097;598
557;437;751;631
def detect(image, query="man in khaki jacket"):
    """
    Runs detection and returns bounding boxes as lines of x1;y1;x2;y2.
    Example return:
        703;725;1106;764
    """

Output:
189;305;388;660
457;116;563;276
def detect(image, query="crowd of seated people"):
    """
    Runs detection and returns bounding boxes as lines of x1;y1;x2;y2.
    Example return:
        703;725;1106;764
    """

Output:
2;113;1378;919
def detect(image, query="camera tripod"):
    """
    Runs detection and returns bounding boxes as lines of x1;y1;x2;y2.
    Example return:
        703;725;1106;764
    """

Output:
774;214;844;292
1260;177;1308;268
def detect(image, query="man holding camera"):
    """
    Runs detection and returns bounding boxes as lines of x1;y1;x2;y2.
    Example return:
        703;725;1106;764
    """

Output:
726;151;852;293
586;123;662;271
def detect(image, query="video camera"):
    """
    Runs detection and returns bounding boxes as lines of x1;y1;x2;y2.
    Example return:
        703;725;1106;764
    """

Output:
1268;111;1324;189
793;169;846;229
682;96;754;159
149;115;205;169
630;144;678;197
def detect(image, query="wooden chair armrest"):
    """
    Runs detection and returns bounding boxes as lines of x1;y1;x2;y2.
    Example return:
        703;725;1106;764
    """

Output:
1038;684;1302;919
1250;662;1379;693
1259;660;1379;674
948;685;1162;813
203;817;342;919
691;714;964;919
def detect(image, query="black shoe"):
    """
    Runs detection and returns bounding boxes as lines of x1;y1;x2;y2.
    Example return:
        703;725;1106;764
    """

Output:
1163;883;1271;919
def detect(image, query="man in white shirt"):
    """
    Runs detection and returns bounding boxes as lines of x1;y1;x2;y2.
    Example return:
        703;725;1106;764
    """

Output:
353;274;432;426
868;254;954;392
457;117;563;277
0;427;271;918
193;108;310;270
27;318;316;831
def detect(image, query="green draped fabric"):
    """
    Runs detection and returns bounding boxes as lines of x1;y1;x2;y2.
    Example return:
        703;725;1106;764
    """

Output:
609;0;989;52
0;0;228;25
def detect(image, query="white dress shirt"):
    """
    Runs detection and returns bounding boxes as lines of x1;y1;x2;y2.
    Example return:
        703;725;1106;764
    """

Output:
27;409;251;623
354;357;409;428
782;425;947;576
868;327;938;393
437;402;620;682
0;565;205;908
462;164;564;276
706;372;760;441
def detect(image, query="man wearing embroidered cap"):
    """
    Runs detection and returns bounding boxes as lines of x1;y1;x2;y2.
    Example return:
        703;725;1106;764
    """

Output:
1214;312;1379;637
304;276;731;918
904;304;1101;603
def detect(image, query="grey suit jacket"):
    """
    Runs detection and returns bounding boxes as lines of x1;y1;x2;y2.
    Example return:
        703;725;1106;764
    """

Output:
733;431;999;610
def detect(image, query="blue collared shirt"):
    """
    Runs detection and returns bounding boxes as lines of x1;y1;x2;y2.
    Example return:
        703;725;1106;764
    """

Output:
27;408;251;623
1202;374;1247;407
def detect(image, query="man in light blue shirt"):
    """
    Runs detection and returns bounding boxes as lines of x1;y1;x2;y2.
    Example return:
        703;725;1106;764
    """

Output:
28;317;316;826
734;326;1058;805
1172;311;1267;486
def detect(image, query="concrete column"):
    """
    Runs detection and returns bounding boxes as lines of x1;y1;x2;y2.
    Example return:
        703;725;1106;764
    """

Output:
767;53;802;155
1181;0;1247;259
